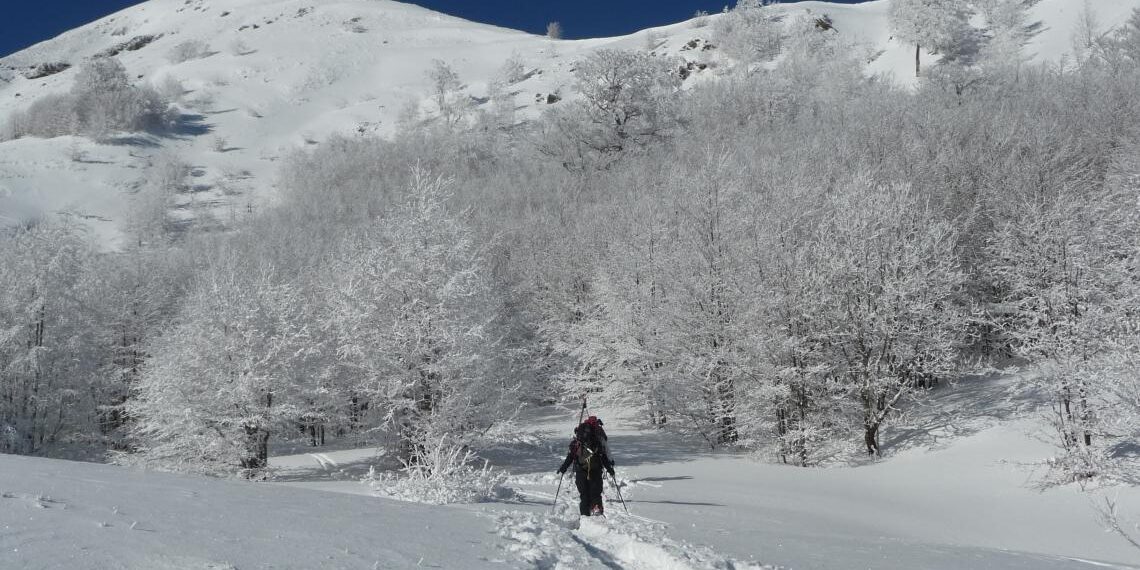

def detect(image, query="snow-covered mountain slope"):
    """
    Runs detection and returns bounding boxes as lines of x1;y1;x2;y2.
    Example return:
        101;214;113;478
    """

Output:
1;0;1139;247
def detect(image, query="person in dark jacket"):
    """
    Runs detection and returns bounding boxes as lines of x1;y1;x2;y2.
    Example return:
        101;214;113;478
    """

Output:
557;415;615;516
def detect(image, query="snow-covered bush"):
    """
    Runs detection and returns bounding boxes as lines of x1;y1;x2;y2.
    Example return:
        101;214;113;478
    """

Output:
166;39;212;63
692;10;710;28
546;21;562;40
366;435;512;504
713;0;784;64
497;54;527;85
4;57;175;140
229;38;253;56
24;61;71;79
770;13;871;110
153;74;186;100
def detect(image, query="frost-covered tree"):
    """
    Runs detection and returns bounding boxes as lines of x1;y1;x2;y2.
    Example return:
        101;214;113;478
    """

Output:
988;163;1140;482
87;246;186;445
889;0;973;76
1098;8;1140;68
714;0;785;64
809;178;967;455
574;49;680;146
0;219;99;454
774;13;872;112
426;60;469;128
128;257;312;476
4;56;173;139
974;0;1039;77
322;170;509;463
1117;8;1140;63
541;49;680;169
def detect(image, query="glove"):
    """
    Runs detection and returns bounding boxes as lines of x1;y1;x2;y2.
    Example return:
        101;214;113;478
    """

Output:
606;466;615;477
557;467;566;475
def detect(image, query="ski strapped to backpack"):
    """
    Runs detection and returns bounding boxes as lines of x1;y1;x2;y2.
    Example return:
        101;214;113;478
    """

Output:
552;396;589;512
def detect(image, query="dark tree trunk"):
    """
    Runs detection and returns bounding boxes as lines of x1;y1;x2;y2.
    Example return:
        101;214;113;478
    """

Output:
865;422;880;456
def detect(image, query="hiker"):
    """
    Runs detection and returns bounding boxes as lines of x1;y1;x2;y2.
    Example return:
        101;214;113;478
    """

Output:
557;415;615;516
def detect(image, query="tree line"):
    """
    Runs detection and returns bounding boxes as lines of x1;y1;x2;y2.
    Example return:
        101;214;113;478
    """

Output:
3;1;1140;484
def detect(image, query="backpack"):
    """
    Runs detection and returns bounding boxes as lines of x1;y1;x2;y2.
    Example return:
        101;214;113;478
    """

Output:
574;416;607;469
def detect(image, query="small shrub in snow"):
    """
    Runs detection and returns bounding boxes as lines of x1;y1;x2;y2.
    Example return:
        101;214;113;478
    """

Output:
185;91;217;113
645;31;664;51
67;143;87;162
4;93;82;139
692;10;710;28
546;21;563;40
96;34;161;58
366;436;513;505
24;62;71;79
229;38;253;56
167;39;212;64
343;17;368;34
154;75;186;100
498;55;527;85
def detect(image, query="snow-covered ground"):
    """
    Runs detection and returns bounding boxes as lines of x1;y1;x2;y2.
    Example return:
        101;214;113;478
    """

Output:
4;0;1140;247
6;1;1140;568
0;453;510;569
6;381;1140;569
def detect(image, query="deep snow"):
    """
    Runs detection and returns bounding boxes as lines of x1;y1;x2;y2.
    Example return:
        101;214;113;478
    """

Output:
5;386;1140;569
0;453;508;569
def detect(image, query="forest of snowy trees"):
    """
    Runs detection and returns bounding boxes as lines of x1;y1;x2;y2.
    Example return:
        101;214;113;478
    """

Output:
4;0;1140;489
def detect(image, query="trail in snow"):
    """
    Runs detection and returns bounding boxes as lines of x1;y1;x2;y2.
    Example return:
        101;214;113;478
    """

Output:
492;508;773;570
307;452;339;471
482;399;1140;570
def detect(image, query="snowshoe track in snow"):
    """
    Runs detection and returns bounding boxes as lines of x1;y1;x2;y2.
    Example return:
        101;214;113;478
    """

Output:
307;452;339;471
493;509;772;570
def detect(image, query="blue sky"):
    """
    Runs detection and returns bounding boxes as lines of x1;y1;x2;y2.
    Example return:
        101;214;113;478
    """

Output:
1;0;868;58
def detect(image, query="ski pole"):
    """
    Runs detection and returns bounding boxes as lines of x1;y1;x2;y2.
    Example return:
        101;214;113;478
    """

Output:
552;470;566;512
609;471;629;514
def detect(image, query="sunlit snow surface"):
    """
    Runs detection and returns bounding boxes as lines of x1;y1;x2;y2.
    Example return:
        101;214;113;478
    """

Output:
5;2;1140;566
3;0;1140;247
5;391;1140;569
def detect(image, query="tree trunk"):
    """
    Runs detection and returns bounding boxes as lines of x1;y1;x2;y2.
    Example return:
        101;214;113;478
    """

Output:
865;422;880;456
915;44;921;77
240;425;270;473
